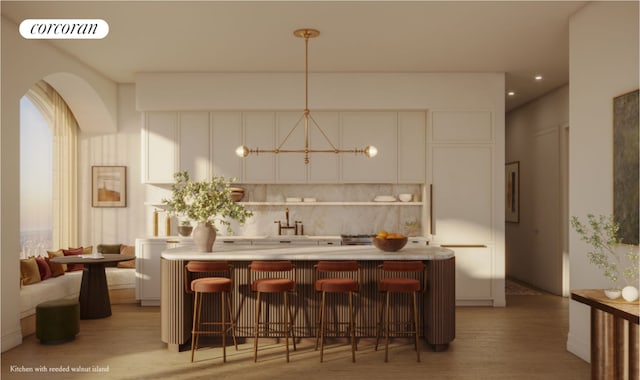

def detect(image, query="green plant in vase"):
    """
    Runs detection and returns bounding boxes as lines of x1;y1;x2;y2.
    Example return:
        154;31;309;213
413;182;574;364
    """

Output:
162;171;253;251
571;214;639;300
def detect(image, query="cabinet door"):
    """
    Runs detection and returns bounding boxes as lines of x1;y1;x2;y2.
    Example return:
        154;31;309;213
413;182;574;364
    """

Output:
430;145;492;244
243;112;275;183
276;112;308;183
143;112;178;183
398;111;426;183
179;112;210;181
341;112;397;183
212;112;243;180
452;246;493;300
308;112;341;183
135;239;166;306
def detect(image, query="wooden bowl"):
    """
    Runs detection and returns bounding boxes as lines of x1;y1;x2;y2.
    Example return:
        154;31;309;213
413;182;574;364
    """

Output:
373;237;408;252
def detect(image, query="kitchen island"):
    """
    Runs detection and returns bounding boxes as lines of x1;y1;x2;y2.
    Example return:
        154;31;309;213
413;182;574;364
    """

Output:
161;244;455;352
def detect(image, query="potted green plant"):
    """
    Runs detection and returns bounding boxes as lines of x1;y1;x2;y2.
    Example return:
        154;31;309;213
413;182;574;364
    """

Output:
162;171;253;252
571;214;639;300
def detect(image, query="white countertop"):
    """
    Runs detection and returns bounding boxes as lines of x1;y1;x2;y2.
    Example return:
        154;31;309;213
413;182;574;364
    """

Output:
161;244;453;261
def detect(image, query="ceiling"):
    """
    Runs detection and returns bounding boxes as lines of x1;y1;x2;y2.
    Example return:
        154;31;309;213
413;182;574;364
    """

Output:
2;1;586;111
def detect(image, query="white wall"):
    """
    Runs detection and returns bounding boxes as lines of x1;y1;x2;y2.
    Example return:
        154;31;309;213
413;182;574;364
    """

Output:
506;85;569;295
567;2;639;361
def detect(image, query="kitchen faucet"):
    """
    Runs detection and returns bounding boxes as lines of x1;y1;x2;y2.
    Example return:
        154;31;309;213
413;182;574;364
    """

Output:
275;208;303;235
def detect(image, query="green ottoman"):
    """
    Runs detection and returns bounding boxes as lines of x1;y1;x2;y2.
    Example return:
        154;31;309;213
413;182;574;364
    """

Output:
36;299;80;344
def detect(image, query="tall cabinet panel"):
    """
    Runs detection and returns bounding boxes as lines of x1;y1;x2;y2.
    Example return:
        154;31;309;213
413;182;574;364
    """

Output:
243;112;275;183
430;145;493;243
178;112;210;181
428;109;496;304
341;112;397;183
142;112;178;183
212;112;243;180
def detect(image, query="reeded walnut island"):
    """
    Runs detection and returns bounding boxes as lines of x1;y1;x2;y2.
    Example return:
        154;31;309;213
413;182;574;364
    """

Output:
160;244;455;352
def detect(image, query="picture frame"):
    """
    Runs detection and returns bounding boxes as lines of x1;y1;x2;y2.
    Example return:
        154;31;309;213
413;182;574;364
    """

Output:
92;166;127;207
505;161;520;223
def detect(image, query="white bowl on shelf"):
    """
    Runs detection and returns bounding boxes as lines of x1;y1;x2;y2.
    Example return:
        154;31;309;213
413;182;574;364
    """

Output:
398;194;412;202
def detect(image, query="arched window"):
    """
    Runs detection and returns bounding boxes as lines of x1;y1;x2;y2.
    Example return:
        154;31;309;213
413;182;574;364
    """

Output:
20;81;78;256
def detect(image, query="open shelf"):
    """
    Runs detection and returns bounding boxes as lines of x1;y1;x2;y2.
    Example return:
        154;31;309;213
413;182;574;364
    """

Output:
238;201;423;206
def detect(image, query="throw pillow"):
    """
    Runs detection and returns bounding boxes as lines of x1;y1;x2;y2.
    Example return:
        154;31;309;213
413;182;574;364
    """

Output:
117;245;136;269
34;255;52;281
62;247;85;272
20;257;41;285
47;250;67;276
99;244;121;267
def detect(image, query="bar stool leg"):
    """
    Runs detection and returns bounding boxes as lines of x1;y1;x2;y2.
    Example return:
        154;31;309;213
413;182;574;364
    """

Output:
221;292;227;362
284;291;290;363
227;293;238;350
349;291;355;363
385;291;391;363
254;291;261;363
375;292;384;351
288;294;297;352
190;292;200;363
413;291;420;362
319;291;326;362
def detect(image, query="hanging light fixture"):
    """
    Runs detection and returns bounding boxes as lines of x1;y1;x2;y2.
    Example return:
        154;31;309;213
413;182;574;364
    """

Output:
235;28;377;164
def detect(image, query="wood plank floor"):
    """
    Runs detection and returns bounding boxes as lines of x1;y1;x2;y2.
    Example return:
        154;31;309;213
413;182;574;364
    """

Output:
1;295;589;380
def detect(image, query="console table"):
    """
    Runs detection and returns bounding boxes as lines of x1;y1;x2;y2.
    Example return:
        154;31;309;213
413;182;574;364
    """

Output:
571;289;639;380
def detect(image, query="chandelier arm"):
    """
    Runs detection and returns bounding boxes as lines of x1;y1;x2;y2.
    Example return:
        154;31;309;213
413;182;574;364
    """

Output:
308;114;339;151
276;113;306;151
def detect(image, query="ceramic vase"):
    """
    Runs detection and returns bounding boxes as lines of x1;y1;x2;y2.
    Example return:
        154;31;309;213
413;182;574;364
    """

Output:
621;286;639;302
192;222;216;252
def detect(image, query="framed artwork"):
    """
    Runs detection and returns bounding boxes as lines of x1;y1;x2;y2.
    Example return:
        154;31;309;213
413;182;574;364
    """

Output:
505;161;520;223
613;89;639;244
92;166;126;207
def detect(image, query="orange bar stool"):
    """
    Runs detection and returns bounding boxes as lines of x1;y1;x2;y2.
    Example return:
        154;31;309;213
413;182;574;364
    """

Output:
314;260;360;362
184;261;238;363
375;261;426;362
248;260;297;362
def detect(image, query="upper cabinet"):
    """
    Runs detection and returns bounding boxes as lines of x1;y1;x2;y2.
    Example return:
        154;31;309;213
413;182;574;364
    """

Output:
142;110;426;184
178;112;210;181
142;112;179;184
341;112;398;183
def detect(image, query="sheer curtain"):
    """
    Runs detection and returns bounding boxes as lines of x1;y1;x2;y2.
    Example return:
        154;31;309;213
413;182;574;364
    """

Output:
27;81;79;249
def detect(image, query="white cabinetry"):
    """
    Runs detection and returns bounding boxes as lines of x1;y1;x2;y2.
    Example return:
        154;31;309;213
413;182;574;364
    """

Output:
308;112;341;183
447;245;493;301
276;112;307;183
428;109;497;305
341;112;398;183
211;112;243;180
398;112;426;183
142;112;178;183
135;238;170;306
179;112;210;181
243;112;275;183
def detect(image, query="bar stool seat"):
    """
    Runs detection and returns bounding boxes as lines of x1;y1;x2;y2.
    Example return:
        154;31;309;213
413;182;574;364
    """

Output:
376;261;426;363
185;261;238;363
314;260;359;363
248;260;297;363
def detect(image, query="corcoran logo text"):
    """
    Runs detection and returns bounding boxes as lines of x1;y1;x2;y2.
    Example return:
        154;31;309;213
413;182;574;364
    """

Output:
19;19;109;39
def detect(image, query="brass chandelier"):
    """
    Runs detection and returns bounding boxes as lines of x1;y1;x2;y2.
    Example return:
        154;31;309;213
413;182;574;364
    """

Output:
235;28;377;164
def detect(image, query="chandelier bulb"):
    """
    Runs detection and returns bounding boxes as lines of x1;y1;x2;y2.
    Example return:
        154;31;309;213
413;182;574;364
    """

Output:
364;146;378;158
235;145;249;158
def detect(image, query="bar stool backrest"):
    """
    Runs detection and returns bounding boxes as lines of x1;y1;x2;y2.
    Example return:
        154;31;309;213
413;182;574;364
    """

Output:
379;261;426;292
316;260;358;272
184;261;232;294
249;260;293;272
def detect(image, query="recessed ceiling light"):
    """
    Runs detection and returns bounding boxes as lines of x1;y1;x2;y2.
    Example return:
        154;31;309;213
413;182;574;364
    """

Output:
507;91;515;96
534;75;543;81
